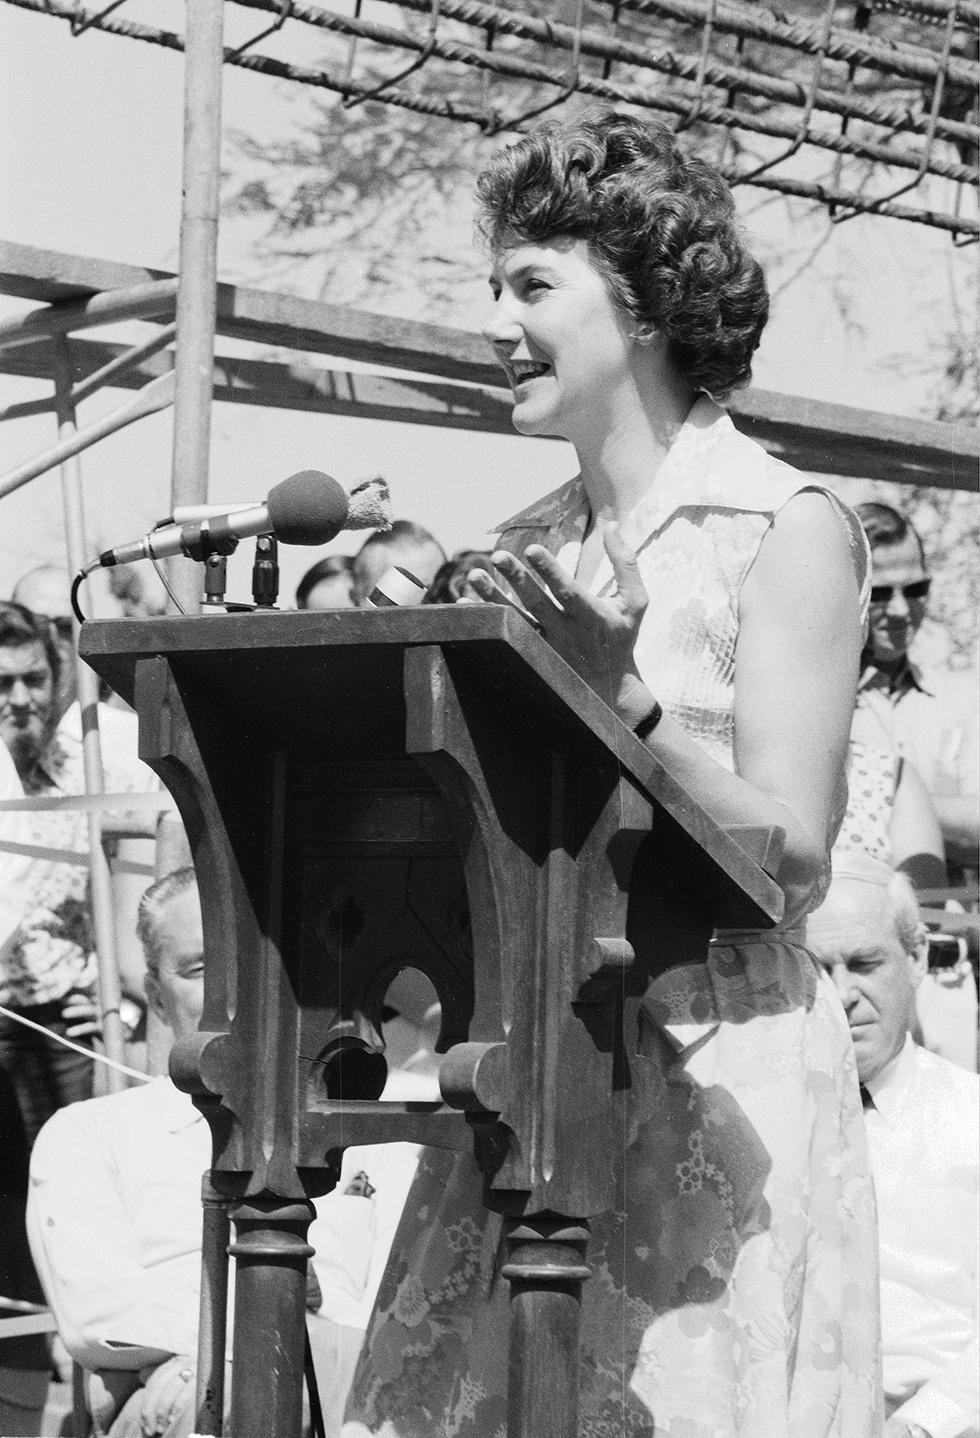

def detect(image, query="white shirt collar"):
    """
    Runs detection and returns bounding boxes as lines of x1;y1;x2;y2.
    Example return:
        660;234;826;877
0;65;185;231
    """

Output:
864;1031;917;1123
147;1075;205;1133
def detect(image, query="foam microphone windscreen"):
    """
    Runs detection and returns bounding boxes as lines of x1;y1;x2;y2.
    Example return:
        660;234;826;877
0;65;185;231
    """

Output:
266;470;350;545
346;476;393;532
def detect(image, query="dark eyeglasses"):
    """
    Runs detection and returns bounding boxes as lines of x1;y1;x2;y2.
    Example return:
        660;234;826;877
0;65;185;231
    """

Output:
869;578;931;605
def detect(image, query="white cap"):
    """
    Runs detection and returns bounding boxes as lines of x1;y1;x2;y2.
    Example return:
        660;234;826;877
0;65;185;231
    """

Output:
830;847;891;888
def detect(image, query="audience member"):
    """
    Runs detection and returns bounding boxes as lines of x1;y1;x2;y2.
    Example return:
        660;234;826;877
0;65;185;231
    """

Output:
11;565;80;719
835;738;946;889
0;601;155;1142
853;503;979;872
351;521;445;606
295;555;356;611
10;568;159;1019
27;868;423;1438
11;563;132;712
807;851;979;1438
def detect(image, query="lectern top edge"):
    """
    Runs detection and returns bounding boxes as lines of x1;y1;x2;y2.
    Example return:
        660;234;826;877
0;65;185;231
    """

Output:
80;604;783;923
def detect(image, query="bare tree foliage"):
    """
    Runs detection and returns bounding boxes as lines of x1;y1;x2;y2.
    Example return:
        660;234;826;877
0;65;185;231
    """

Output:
225;74;496;316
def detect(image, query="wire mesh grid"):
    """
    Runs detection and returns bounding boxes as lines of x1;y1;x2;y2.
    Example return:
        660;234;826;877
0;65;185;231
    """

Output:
5;0;978;236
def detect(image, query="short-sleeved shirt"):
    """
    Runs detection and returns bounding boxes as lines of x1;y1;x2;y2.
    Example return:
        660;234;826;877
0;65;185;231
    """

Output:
0;703;156;1008
855;660;979;802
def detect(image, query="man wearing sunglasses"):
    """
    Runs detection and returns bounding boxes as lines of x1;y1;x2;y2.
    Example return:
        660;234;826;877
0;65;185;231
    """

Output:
853;503;979;874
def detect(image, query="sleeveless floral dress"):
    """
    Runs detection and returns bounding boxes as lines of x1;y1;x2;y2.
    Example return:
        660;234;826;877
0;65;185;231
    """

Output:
343;397;882;1438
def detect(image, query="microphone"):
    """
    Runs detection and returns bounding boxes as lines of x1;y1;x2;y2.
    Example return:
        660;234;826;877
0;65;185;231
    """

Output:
366;566;429;607
96;471;391;568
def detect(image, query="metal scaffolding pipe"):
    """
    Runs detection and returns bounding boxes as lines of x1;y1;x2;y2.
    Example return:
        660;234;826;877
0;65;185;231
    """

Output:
73;322;177;403
168;0;225;614
0;370;175;499
50;335;128;1093
0;279;178;351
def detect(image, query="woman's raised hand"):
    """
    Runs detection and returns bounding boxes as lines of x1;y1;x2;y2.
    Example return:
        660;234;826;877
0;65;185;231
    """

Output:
468;521;651;720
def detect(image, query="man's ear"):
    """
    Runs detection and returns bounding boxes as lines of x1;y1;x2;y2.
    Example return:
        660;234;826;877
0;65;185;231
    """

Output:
908;922;930;988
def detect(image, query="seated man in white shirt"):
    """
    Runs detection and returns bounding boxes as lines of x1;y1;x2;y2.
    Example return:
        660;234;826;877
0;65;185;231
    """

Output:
27;868;422;1438
806;850;979;1438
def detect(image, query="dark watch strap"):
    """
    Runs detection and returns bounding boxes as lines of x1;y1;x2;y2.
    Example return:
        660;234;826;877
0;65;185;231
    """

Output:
633;700;663;742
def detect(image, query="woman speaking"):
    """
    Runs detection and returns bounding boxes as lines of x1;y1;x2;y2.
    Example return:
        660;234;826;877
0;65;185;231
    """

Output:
345;111;881;1438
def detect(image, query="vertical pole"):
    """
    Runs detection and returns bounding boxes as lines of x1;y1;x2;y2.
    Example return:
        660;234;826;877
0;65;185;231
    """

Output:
50;336;127;1092
169;0;225;615
195;1171;231;1435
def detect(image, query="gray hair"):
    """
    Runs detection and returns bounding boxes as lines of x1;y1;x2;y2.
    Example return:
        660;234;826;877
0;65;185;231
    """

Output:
136;866;198;978
887;869;924;954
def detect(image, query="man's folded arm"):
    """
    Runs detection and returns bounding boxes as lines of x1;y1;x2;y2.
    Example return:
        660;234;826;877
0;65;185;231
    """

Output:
27;1103;201;1371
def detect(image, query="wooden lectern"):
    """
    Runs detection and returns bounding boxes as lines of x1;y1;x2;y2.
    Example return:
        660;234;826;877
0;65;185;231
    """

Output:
82;606;782;1438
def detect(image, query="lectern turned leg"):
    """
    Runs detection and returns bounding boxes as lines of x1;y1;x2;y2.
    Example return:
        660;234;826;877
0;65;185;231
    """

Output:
227;1196;315;1438
501;1217;591;1438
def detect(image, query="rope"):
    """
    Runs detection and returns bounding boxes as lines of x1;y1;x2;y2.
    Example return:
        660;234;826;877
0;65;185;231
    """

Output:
0;791;171;866
0;836;154;875
0;790;175;812
0;1002;153;1083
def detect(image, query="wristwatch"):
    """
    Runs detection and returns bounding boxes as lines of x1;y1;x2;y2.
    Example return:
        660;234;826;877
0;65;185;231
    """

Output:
119;996;145;1039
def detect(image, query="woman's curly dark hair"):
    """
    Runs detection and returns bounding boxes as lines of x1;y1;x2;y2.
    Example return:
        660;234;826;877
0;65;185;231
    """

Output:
475;110;769;399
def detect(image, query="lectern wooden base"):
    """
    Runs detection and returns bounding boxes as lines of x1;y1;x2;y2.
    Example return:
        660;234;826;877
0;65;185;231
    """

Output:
82;606;781;1438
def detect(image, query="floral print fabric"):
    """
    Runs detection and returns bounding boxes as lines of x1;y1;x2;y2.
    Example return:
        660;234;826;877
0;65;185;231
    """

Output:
343;397;881;1437
0;707;155;1008
836;741;901;866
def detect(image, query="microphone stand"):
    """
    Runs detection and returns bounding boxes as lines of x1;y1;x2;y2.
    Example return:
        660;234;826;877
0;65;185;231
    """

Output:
252;534;279;609
202;553;229;609
200;534;279;613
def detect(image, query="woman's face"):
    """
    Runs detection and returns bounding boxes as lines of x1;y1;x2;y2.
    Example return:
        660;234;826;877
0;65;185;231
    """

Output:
482;237;637;445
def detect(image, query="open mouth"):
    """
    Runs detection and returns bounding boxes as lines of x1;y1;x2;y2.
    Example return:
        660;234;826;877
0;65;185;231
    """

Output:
505;359;551;390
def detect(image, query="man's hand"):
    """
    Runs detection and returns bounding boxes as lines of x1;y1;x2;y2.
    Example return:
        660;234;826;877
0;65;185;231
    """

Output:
61;988;101;1041
468;523;651;721
137;1353;196;1436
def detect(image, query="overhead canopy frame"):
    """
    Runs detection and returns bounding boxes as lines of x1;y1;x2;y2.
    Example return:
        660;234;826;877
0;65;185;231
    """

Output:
4;0;979;237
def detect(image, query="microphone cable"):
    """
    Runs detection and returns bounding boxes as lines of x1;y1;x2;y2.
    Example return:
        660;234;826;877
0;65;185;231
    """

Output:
71;527;192;626
149;553;187;618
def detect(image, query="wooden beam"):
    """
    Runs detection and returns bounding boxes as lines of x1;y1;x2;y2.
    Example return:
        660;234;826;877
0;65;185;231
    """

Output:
730;388;978;493
0;241;491;382
1;242;976;491
0;241;173;304
0;335;517;435
3;334;975;492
